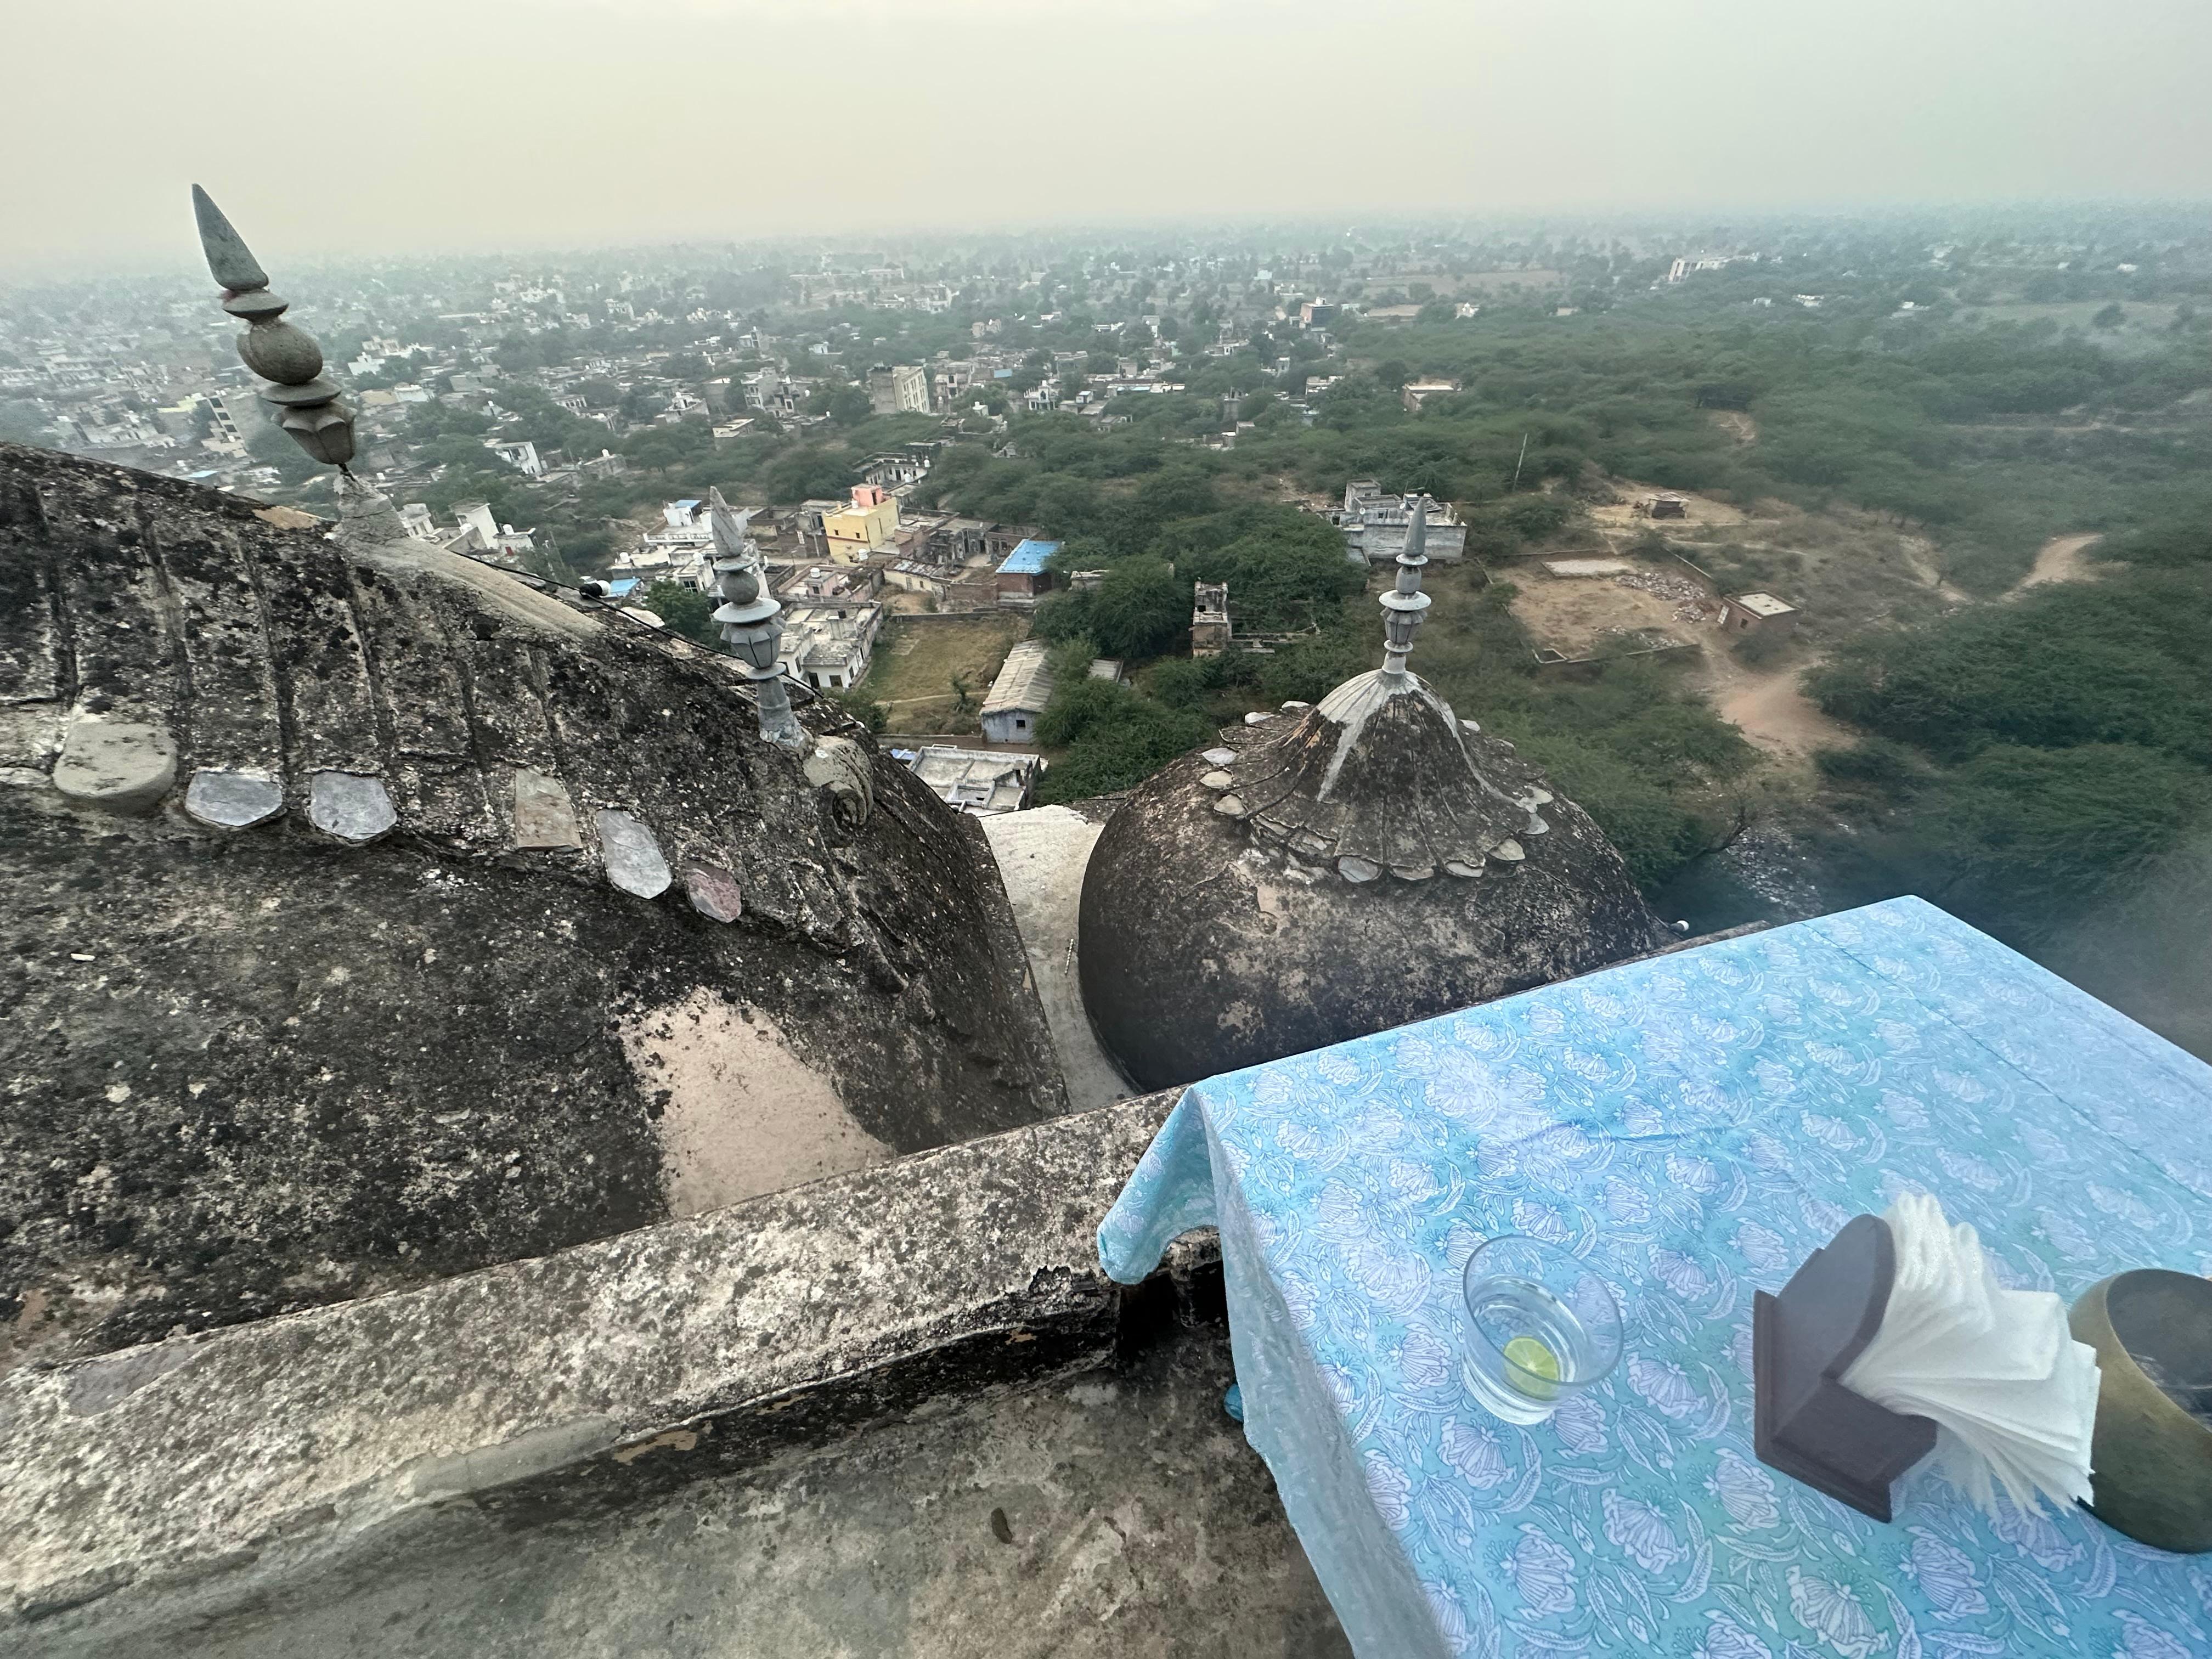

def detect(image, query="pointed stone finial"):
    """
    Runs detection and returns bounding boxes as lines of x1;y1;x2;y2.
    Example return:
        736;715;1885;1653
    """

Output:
706;487;803;750
191;185;269;293
1379;494;1432;676
191;185;355;469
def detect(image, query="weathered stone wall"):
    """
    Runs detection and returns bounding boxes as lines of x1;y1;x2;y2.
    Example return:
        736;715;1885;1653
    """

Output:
0;445;1067;1367
0;1088;1201;1644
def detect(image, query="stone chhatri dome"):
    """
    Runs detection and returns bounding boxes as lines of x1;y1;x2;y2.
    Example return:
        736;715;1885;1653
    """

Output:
0;443;1065;1367
1078;503;1666;1090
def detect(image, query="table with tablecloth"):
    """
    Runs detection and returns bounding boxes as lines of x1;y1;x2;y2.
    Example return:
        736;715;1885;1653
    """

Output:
1099;896;2212;1658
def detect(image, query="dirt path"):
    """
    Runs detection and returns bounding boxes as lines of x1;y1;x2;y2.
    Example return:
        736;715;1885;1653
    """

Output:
2011;533;2102;596
1702;655;1855;765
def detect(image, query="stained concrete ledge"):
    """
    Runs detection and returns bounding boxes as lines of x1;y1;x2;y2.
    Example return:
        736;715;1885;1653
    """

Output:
981;803;1135;1113
0;1089;1203;1638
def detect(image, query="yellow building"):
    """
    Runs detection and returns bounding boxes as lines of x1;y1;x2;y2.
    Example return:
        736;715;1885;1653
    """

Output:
822;483;900;563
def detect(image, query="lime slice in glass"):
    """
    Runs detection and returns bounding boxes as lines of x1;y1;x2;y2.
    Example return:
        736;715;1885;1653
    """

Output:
1503;1335;1562;1400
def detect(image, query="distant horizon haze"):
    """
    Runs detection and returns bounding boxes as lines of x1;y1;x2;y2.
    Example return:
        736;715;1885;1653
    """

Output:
6;0;2210;274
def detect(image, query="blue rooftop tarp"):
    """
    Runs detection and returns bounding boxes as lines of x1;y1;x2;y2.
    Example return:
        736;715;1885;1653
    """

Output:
607;577;641;597
997;539;1060;575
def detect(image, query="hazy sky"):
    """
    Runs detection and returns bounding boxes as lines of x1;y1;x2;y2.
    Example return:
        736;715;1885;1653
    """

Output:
7;0;2209;273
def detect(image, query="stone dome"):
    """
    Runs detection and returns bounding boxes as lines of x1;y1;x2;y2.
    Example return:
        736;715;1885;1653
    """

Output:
0;444;1065;1367
1076;512;1665;1090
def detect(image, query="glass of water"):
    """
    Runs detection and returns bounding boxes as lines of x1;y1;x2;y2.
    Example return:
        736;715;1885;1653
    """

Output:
1461;1235;1623;1424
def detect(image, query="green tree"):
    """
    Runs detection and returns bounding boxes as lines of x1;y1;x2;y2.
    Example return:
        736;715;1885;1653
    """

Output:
1053;557;1188;660
1930;743;2210;911
1034;679;1211;803
764;447;857;504
827;689;888;732
643;580;720;648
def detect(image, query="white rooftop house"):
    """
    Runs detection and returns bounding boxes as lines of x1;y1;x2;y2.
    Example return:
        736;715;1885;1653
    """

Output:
483;437;543;478
905;745;1041;815
1333;481;1465;565
1722;590;1801;635
777;600;884;692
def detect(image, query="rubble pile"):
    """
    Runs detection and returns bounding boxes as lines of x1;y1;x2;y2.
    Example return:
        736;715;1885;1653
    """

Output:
1615;567;1718;623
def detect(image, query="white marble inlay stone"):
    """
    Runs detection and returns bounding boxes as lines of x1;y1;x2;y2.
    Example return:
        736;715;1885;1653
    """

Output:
308;771;396;843
184;768;284;830
596;809;673;898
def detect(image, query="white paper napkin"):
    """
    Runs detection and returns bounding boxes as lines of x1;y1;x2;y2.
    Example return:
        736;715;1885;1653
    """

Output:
1840;1191;2101;1516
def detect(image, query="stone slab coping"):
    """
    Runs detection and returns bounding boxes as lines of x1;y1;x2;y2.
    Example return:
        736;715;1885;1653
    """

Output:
1;1090;1195;1630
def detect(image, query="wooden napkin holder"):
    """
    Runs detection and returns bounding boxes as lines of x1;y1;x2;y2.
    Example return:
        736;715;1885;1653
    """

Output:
1753;1213;1938;1521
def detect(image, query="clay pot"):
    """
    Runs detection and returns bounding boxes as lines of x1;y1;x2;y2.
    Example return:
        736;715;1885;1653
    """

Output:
2072;1269;2212;1553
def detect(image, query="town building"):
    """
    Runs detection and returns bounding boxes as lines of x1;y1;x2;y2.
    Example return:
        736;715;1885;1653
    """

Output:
776;597;884;691
483;437;543;478
866;363;930;416
453;500;502;552
785;562;881;603
821;483;901;563
1331;481;1465;564
904;745;1042;815
1191;581;1232;656
860;447;932;490
980;639;1053;743
994;538;1059;609
1721;591;1801;636
1400;378;1460;412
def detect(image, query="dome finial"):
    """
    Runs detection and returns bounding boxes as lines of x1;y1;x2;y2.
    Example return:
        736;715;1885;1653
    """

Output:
707;487;804;750
1378;494;1432;676
190;184;356;473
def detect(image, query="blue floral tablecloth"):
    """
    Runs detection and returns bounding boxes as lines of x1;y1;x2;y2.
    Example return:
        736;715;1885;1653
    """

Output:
1098;897;2212;1659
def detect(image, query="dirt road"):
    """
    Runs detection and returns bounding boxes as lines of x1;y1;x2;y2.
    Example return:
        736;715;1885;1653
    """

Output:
1703;654;1855;765
2011;533;2102;595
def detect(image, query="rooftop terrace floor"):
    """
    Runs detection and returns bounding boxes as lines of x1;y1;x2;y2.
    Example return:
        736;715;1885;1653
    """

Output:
43;1331;1349;1659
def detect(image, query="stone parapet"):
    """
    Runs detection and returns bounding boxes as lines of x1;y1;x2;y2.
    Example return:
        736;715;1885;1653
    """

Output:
1;1090;1201;1638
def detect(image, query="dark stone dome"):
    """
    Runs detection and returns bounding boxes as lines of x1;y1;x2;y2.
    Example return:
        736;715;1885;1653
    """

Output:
1077;668;1666;1090
0;444;1065;1368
